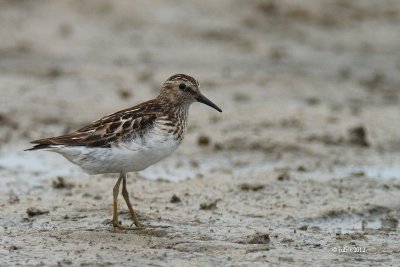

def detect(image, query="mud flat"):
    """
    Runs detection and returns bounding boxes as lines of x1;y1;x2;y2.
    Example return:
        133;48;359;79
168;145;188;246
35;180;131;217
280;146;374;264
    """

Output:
1;1;400;266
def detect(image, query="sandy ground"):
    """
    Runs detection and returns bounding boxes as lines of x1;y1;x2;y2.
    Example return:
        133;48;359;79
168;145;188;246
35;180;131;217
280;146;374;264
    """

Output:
1;0;400;266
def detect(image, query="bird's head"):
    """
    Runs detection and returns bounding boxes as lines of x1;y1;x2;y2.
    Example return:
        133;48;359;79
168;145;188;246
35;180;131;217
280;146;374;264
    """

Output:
158;74;222;112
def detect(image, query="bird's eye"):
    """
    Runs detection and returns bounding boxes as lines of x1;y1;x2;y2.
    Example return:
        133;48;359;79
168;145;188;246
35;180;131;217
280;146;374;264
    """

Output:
179;83;186;90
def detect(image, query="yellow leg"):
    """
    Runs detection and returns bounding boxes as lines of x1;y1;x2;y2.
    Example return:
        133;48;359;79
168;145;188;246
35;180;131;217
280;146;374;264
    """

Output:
121;172;143;228
112;174;123;228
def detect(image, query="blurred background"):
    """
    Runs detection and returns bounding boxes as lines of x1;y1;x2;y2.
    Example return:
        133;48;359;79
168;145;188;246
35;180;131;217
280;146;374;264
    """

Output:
1;0;400;266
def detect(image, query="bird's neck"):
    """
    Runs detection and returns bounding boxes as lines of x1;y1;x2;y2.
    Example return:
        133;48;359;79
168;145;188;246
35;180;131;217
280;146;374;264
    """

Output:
166;103;189;125
157;96;189;120
158;99;190;141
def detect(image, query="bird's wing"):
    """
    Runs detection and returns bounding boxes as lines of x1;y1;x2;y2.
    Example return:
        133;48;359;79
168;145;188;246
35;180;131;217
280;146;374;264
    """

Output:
27;99;162;150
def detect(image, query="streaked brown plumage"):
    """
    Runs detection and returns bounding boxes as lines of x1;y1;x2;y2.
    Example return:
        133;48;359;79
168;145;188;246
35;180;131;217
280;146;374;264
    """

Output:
28;100;161;149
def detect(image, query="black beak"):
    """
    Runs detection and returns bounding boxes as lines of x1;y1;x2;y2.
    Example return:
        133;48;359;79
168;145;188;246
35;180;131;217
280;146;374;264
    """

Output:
196;94;222;112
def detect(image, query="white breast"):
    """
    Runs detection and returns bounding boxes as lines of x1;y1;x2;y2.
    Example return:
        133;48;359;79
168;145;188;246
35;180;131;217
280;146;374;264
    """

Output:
52;124;182;174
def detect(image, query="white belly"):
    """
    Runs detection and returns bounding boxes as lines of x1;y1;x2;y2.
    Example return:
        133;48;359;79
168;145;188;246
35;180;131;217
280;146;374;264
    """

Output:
51;127;181;174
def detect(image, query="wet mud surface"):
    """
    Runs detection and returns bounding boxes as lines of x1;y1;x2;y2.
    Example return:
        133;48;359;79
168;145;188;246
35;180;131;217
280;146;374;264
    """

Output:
1;0;400;266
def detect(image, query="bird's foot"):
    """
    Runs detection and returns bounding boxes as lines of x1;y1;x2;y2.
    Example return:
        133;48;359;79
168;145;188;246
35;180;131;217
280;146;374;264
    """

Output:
105;219;144;230
112;223;139;231
130;221;145;229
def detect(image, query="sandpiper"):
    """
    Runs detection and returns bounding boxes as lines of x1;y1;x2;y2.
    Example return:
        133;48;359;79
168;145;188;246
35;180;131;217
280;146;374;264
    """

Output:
26;74;222;229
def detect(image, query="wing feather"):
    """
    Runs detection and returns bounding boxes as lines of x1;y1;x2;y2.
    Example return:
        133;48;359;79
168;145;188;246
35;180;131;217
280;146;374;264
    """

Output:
26;99;162;150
